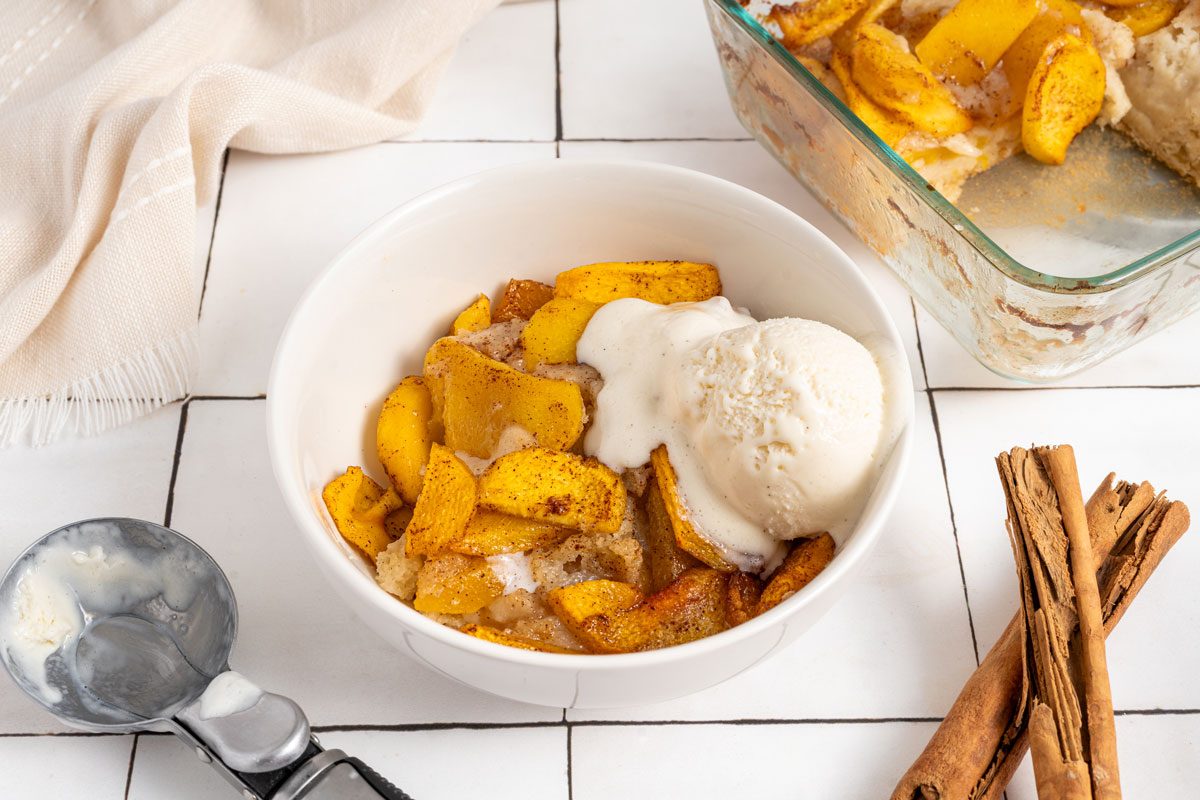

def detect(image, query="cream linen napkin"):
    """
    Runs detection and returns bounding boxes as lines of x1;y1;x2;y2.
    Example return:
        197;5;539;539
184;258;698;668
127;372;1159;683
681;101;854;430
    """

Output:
0;0;500;446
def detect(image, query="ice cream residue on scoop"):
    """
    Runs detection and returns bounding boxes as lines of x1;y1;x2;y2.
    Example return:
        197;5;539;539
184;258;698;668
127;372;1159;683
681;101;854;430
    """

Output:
577;296;892;573
0;522;211;707
197;671;264;720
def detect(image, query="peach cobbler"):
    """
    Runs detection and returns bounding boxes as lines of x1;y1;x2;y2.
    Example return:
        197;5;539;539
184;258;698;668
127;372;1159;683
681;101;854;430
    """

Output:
753;0;1200;200
322;261;898;654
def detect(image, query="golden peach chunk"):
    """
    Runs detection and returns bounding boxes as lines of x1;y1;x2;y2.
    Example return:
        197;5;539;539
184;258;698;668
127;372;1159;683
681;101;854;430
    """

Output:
1100;0;1162;8
850;24;972;136
829;0;900;52
644;477;702;592
547;579;645;636
423;337;584;458
554;261;721;305
453;510;573;557
570;569;729;654
1021;35;1105;165
450;294;491;335
1003;0;1092;102
766;0;872;49
359;485;405;524
725;572;764;627
1105;0;1182;35
376;376;437;505
519;297;601;369
383;506;414;541
477;447;626;533
493;279;555;322
404;444;477;557
460;624;578;654
413;553;503;614
914;0;1038;85
650;446;736;572
830;51;912;148
322;467;403;561
757;533;836;615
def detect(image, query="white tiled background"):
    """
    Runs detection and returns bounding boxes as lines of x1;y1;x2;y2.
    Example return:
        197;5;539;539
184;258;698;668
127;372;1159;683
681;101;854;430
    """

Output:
3;1;1199;798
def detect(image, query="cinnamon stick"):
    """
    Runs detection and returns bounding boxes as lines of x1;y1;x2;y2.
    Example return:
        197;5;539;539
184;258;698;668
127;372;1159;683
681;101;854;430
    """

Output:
892;473;1190;800
1042;447;1121;798
1002;446;1120;799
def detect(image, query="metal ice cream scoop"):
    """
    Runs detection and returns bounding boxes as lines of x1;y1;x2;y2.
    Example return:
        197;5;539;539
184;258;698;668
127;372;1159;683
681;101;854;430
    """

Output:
0;518;410;800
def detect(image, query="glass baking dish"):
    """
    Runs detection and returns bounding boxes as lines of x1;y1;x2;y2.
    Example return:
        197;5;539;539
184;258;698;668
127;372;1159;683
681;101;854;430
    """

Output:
705;0;1200;381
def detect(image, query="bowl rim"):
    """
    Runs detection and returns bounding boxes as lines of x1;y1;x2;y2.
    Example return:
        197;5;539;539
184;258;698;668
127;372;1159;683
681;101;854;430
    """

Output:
266;157;915;672
708;0;1200;293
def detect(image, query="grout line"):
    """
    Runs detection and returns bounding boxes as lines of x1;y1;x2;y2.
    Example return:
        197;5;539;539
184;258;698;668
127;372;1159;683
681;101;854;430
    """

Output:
566;723;574;800
310;717;945;733
380;136;758;145
928;384;1200;392
912;297;980;666
162;400;192;529
311;722;559;733
10;710;1196;739
909;299;931;390
188;393;266;402
571;716;945;726
564;136;754;143
197;149;230;322
122;734;140;800
385;138;555;144
554;0;563;142
0;731;133;738
927;387;981;666
0;731;171;739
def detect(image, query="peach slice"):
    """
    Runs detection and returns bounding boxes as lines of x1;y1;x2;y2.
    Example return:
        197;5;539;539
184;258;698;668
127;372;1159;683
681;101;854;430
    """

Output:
403;444;477;557
450;294;491;335
914;0;1038;85
1021;35;1106;165
424;337;584;458
477;447;626;534
554;261;721;305
850;24;972;136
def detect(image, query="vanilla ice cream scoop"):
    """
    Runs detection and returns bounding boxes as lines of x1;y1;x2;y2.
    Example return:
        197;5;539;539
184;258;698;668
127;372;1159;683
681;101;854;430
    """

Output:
678;317;885;539
578;297;891;573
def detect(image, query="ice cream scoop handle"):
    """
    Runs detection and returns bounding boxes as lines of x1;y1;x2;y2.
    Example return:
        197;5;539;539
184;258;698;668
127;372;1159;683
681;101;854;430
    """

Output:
336;756;415;800
267;747;413;800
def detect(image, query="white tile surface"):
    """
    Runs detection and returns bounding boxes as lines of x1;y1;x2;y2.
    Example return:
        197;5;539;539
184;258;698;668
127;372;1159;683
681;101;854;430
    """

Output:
168;399;560;724
561;139;926;387
918;304;1200;389
1003;714;1200;800
7;0;1200;794
560;0;745;140
128;726;568;800
125;735;228;800
934;388;1200;709
403;0;556;141
0;406;180;733
196;142;554;395
0;735;132;799
319;727;568;800
570;393;975;721
571;721;940;799
1112;714;1200;800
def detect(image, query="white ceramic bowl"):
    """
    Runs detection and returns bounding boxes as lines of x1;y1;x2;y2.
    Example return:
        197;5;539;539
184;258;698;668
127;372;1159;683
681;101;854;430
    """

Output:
267;159;914;708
